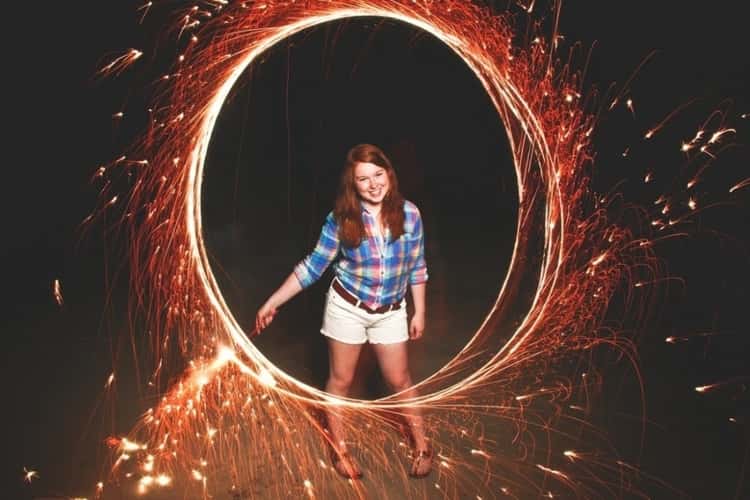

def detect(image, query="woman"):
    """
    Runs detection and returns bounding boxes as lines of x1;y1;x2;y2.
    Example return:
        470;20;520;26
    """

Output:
255;144;432;479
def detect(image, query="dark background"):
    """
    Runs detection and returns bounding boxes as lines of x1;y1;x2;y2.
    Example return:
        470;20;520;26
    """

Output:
4;1;748;498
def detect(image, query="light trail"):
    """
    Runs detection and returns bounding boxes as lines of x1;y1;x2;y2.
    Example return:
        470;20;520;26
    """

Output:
52;279;64;307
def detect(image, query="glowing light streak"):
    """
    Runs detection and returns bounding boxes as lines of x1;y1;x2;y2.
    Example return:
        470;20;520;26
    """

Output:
120;437;146;452
626;98;635;116
96;49;143;78
538;464;568;479
644;99;697;139
729;177;750;193
695;377;749;394
52;279;64;306
137;2;153;23
23;467;38;483
591;252;608;266
708;128;736;144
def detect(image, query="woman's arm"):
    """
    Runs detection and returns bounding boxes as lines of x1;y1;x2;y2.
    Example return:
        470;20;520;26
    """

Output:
409;282;426;339
255;273;303;332
255;212;340;333
407;203;428;339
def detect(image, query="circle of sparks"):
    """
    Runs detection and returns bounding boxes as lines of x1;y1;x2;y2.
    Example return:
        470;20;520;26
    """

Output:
182;3;572;406
98;0;655;496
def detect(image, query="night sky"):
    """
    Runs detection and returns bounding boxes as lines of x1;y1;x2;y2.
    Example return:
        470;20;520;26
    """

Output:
4;1;749;498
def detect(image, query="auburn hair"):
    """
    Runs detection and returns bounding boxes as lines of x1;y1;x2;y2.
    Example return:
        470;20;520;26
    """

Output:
334;144;405;248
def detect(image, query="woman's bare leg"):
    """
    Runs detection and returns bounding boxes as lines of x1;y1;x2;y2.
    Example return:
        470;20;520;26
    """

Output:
371;342;431;475
325;338;364;476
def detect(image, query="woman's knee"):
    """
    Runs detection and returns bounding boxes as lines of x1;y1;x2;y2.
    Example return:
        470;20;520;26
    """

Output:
327;370;355;392
385;371;413;392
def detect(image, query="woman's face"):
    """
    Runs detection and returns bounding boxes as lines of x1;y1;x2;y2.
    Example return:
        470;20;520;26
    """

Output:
353;162;390;207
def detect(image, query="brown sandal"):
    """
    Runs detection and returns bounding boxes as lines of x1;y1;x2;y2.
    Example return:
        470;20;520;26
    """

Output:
409;446;433;478
329;447;363;480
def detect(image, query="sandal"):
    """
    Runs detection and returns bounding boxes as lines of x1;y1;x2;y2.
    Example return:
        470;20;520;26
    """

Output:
409;446;433;478
329;446;363;480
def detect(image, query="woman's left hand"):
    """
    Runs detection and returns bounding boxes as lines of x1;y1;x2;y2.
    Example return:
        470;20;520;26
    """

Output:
409;312;425;340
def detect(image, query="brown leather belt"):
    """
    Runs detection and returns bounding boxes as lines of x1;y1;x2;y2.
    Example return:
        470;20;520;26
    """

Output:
332;279;401;314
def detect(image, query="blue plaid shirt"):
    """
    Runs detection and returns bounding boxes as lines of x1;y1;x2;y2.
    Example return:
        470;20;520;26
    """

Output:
294;200;428;309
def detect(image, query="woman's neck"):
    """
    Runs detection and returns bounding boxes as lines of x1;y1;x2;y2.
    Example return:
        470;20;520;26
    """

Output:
361;200;382;217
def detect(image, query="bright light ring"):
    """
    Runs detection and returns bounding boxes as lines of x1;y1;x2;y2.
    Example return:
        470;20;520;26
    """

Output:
101;2;648;496
184;4;563;405
119;0;613;418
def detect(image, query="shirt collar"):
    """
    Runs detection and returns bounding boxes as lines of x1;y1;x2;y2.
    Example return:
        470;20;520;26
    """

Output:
359;201;381;216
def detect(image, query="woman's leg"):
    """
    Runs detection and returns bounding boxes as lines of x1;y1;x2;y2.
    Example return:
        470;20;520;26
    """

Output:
325;338;364;476
371;342;432;475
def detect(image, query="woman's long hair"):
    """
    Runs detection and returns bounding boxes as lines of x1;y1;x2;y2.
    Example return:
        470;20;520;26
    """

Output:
334;144;405;248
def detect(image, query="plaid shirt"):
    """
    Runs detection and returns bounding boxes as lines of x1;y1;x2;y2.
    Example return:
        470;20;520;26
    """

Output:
294;200;428;309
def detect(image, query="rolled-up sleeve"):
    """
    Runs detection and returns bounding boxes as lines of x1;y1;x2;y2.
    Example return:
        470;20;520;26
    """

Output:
294;212;340;288
409;209;428;285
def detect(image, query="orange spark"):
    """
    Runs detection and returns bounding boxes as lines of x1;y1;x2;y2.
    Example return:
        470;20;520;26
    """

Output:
96;49;143;78
52;279;64;306
471;449;491;458
729;177;750;193
665;336;688;343
695;384;717;393
23;467;39;483
138;2;153;24
708;128;736;144
156;474;172;486
537;464;570;480
591;252;608;266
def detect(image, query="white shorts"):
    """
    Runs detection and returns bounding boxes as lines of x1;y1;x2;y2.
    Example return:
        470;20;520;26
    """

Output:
320;284;408;345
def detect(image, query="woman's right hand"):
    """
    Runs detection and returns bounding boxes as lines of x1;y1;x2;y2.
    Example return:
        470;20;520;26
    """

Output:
255;301;278;333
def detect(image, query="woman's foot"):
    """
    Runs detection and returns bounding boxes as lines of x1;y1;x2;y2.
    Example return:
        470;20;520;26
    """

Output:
329;446;363;479
409;445;433;478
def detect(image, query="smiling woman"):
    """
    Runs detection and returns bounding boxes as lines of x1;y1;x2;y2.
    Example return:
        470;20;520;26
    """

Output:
254;143;432;478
